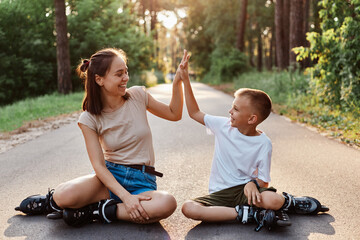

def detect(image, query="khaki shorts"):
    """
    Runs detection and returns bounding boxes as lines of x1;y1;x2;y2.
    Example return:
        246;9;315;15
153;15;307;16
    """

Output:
193;184;277;207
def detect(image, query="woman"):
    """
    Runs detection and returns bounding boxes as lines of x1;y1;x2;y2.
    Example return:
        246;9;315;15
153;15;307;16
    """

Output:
15;48;190;226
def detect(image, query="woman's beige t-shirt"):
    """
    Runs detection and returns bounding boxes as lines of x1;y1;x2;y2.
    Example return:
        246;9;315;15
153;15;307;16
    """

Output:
78;86;155;166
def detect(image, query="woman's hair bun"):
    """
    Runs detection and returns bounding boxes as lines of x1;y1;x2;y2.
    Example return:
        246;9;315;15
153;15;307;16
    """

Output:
80;59;90;72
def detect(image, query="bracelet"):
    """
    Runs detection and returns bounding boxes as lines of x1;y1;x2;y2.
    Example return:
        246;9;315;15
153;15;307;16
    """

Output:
249;179;260;189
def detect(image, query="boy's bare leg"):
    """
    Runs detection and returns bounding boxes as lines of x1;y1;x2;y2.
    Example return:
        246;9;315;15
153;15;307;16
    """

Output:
255;191;285;210
182;200;237;222
182;191;286;222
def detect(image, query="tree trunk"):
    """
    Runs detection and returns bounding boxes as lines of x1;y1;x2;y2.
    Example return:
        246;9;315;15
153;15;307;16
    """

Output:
247;17;255;67
275;0;287;69
140;0;147;33
257;29;262;72
236;0;248;52
302;0;311;68
150;0;157;33
269;27;275;69
313;0;321;33
149;0;159;67
54;0;72;94
289;0;304;65
283;0;290;67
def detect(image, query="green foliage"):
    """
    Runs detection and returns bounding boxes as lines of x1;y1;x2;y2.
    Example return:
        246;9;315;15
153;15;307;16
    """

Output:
293;0;360;110
234;70;309;105
67;0;154;90
0;0;56;105
184;0;214;76
184;0;275;81
0;0;154;106
203;48;249;84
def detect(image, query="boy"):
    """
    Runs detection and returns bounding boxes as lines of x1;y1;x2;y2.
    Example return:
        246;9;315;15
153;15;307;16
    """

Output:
178;51;328;231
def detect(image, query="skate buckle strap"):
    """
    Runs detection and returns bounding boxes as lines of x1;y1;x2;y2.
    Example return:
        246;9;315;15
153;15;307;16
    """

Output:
101;199;113;223
49;195;62;213
242;206;249;224
283;192;293;211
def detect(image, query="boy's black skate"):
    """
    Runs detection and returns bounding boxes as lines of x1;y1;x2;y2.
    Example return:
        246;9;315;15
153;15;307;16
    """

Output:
235;205;291;232
15;189;55;215
63;199;118;227
282;192;329;215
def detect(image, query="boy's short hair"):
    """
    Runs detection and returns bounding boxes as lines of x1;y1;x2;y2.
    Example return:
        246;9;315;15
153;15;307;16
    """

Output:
234;88;272;123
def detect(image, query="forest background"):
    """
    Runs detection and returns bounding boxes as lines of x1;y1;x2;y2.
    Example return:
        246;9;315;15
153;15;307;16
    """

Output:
0;0;359;148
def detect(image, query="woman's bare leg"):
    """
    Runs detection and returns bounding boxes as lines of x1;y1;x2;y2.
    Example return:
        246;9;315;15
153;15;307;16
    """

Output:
115;190;177;223
54;176;176;223
53;174;110;209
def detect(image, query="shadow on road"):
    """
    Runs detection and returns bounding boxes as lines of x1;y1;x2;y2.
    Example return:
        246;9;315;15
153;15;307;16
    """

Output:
185;213;335;240
5;214;170;240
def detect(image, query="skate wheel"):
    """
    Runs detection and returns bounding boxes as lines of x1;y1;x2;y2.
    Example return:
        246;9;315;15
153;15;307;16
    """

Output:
320;205;329;212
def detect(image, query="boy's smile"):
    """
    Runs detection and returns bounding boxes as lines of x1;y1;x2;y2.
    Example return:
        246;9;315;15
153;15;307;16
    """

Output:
229;96;259;136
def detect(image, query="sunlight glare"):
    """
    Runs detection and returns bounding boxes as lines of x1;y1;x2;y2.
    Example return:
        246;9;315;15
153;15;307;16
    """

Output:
158;11;178;29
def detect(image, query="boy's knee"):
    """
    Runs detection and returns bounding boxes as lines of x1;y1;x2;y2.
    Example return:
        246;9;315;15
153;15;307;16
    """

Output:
260;191;284;210
182;200;200;220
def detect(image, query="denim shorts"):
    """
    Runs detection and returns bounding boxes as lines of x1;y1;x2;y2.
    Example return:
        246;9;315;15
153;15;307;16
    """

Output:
105;161;157;202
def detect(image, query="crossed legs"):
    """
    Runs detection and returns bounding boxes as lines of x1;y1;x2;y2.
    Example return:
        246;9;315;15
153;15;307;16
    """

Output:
182;191;285;222
53;174;176;223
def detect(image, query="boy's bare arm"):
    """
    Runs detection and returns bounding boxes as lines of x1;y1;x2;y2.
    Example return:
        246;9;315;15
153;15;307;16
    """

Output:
178;51;205;125
256;178;269;188
182;79;205;125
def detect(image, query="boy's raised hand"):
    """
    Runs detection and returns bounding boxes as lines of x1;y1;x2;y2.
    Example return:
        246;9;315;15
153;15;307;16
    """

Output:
174;49;190;83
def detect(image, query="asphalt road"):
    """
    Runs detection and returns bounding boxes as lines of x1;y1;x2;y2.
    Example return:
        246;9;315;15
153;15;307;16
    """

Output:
1;82;359;240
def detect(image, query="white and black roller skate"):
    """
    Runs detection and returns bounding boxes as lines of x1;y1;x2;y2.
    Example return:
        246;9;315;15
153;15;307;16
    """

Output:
235;205;291;232
63;199;118;227
15;189;62;217
282;192;329;215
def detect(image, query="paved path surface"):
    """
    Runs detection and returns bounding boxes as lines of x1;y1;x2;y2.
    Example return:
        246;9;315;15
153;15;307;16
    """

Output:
1;83;359;239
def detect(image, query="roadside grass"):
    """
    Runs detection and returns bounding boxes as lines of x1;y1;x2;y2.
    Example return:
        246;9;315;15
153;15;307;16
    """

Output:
0;92;83;132
211;70;359;149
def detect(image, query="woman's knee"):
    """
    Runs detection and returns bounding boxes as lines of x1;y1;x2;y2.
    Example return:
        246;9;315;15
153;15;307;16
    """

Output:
53;182;79;208
147;191;177;219
158;192;177;217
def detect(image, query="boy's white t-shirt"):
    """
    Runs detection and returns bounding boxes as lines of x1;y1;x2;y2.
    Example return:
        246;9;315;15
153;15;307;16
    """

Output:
204;114;272;194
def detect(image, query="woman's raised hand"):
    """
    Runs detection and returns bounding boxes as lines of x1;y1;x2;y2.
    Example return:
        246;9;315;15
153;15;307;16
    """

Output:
174;49;191;83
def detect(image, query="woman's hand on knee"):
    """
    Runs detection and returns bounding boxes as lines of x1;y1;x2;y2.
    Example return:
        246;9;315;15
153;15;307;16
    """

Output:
123;194;152;223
